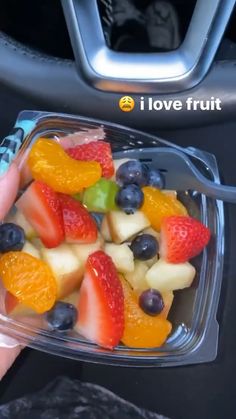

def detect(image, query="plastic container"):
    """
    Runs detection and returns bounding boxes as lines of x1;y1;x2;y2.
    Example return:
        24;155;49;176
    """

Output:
0;111;226;367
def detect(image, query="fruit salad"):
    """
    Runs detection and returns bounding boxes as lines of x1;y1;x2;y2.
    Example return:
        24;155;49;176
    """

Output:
0;137;211;350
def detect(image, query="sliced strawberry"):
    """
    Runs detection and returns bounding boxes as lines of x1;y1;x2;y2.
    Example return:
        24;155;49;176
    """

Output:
16;181;64;248
66;141;114;179
76;250;124;349
5;291;19;314
59;194;97;244
160;216;211;263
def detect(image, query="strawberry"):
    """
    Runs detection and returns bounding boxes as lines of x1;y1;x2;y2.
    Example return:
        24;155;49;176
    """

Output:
59;194;97;243
160;216;211;263
66;141;114;179
16;181;64;248
5;291;19;314
76;250;124;349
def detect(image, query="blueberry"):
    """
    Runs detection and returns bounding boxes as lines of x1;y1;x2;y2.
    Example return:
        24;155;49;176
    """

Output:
0;223;25;253
145;166;165;189
91;212;104;229
139;289;164;316
116;160;148;187
45;301;78;331
130;234;158;260
115;184;144;214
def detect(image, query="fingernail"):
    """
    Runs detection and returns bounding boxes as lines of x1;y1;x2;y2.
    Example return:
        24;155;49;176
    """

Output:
0;147;14;177
0;126;24;177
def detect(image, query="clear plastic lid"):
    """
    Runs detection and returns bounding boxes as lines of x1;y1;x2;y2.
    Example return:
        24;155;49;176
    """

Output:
0;111;224;366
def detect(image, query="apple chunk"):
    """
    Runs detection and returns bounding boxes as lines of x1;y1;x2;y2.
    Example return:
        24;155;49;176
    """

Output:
107;211;150;244
104;243;134;274
145;258;196;292
70;235;104;269
41;244;84;299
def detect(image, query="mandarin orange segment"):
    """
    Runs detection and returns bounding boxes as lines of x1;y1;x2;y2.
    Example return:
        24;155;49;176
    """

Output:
28;139;102;194
0;252;57;314
120;276;172;348
141;186;188;232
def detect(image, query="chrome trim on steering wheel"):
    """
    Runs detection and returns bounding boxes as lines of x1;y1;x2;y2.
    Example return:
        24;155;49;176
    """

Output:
61;0;236;93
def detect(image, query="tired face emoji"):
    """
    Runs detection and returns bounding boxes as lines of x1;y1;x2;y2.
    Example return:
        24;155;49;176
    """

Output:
119;96;135;112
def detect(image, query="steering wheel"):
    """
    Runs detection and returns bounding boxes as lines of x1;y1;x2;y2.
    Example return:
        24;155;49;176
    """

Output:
0;0;235;130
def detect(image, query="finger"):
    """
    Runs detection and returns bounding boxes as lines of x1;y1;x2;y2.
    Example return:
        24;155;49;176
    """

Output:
0;166;21;379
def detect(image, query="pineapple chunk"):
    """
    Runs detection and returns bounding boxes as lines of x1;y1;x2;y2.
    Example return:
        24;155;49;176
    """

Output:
41;244;84;299
125;260;149;291
101;216;112;242
107;211;150;244
145;258;196;292
145;255;158;268
70;235;104;268
104;243;134;274
161;291;174;319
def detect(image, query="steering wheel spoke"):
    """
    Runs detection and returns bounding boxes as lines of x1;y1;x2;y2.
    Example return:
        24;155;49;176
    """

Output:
61;0;236;93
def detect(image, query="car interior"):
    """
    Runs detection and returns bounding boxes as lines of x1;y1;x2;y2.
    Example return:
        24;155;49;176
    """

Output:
0;1;236;418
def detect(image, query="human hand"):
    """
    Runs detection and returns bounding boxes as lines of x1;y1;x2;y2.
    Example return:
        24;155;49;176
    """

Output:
0;162;22;380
